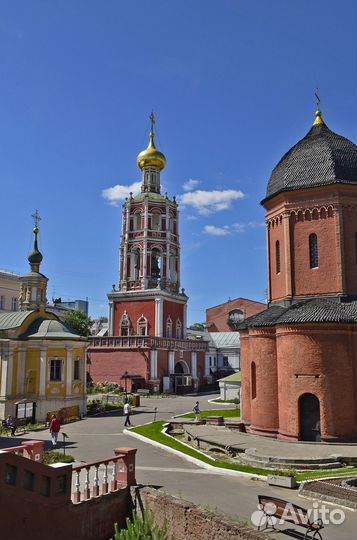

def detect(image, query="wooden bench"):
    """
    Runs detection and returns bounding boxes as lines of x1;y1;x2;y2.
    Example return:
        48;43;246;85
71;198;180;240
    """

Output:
2;419;27;436
257;495;324;540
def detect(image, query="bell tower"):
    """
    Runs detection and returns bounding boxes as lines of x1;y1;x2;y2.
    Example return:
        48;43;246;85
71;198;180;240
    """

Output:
108;114;188;338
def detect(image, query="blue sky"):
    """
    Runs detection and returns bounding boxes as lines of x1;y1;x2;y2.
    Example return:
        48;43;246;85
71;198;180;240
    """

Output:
0;0;356;325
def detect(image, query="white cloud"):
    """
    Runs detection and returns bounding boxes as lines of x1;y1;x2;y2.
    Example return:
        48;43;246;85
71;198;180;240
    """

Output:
248;221;265;228
179;189;244;215
186;215;198;221
232;223;246;233
203;225;231;236
182;179;201;192
102;181;142;206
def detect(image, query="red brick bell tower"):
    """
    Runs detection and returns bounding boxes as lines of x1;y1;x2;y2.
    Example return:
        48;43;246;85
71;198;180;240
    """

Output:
89;114;206;393
108;112;187;339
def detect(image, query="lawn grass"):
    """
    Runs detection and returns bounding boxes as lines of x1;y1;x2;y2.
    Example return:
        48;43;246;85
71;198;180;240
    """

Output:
179;408;240;419
131;421;357;482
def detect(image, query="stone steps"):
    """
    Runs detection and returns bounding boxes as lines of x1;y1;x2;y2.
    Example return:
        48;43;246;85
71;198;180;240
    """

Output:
237;452;344;471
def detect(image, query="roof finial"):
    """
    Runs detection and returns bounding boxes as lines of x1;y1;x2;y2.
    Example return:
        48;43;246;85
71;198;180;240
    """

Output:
32;209;41;230
313;88;325;126
149;111;156;148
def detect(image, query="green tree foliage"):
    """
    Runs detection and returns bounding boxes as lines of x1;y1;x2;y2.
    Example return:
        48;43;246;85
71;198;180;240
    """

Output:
64;310;93;337
114;508;167;540
188;322;206;331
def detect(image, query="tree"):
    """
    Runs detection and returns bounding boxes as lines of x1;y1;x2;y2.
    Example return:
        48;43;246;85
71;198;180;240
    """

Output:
188;322;206;331
99;316;108;323
64;310;93;337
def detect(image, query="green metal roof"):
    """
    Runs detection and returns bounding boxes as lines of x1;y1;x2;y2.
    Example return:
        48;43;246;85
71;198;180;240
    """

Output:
217;372;242;383
0;311;35;330
19;318;86;340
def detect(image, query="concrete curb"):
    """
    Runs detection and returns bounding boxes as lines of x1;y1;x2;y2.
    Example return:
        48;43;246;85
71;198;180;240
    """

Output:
124;424;267;480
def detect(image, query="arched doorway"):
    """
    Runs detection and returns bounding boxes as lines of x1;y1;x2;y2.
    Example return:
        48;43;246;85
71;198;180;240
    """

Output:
299;393;321;441
174;361;189;374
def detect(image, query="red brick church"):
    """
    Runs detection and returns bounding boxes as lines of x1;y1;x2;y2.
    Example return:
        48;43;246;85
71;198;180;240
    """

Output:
240;105;357;442
88;115;206;393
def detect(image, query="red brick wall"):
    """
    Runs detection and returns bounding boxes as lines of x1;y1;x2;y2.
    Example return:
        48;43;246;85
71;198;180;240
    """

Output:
0;452;130;540
248;328;279;436
265;185;357;302
292;213;340;298
136;487;268;540
343;205;357;295
206;299;266;332
163;300;185;337
89;350;148;390
268;219;286;301
240;331;251;424
113;300;156;336
276;324;357;442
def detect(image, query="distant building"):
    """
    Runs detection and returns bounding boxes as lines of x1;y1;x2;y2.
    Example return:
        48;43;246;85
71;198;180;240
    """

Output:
0;270;21;311
0;223;87;422
206;298;266;332
187;330;240;380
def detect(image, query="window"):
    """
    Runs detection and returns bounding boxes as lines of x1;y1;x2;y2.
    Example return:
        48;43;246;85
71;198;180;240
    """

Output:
209;356;212;366
228;309;244;324
223;356;229;367
56;475;67;495
131;248;141;280
176;319;182;339
11;297;18;311
276;240;281;273
151;248;161;279
50;359;62;381
152;211;161;230
137;315;148;336
5;464;17;486
251;362;256;399
166;317;172;338
120;311;131;336
74;359;81;381
23;470;35;491
133;212;141;231
0;295;4;309
309;233;319;268
40;476;51;497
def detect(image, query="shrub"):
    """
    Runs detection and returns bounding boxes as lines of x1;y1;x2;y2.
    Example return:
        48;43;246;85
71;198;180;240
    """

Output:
114;507;167;540
43;451;75;465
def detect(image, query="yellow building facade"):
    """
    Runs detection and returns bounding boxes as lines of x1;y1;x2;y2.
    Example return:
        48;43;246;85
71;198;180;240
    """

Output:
0;224;87;422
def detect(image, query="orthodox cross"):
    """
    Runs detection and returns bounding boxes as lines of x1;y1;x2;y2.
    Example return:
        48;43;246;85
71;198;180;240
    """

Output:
315;89;321;111
150;111;155;134
32;209;41;228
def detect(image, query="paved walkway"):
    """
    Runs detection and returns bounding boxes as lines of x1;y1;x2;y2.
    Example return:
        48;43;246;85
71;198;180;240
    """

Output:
4;394;356;540
183;424;357;460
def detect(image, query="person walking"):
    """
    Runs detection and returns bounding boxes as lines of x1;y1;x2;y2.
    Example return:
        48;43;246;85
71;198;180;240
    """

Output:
193;401;200;422
49;414;61;448
123;400;132;427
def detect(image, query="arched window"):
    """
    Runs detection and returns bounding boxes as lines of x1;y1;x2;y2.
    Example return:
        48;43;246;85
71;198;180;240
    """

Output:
275;240;280;274
152;211;161;231
137;315;148;336
251;362;256;399
151;248;161;279
309;233;318;268
120;311;131;336
228;309;244;325
131;248;141;280
176;319;182;339
133;212;141;231
166;316;173;338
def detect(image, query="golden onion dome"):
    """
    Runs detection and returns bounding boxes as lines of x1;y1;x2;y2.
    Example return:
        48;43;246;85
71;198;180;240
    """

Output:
137;132;166;171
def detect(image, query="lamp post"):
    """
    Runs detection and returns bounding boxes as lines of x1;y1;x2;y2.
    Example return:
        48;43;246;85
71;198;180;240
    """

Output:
122;371;129;398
